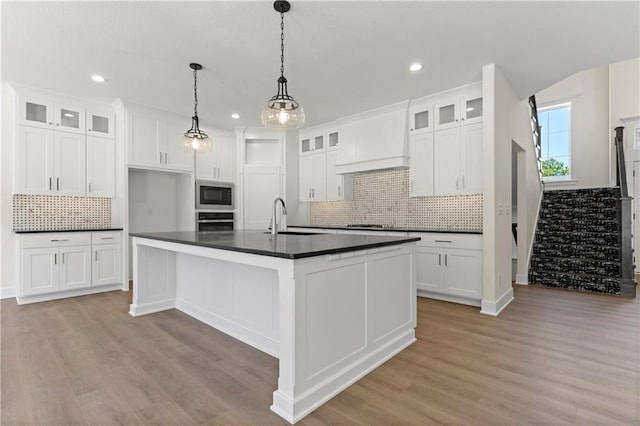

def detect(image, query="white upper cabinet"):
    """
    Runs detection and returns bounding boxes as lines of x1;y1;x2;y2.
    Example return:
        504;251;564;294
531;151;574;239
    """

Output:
300;125;327;155
18;95;86;134
409;132;434;197
126;104;194;173
195;128;235;182
409;100;434;136
53;103;85;134
54;131;86;195
299;152;326;202
86;136;114;197
434;83;483;130
86;109;115;139
434;123;482;196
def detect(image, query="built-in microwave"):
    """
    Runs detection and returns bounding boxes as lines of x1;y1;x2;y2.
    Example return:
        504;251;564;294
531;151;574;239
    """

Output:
195;180;234;210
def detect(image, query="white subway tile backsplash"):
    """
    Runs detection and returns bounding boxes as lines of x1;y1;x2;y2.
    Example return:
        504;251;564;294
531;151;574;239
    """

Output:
13;195;111;231
310;169;482;231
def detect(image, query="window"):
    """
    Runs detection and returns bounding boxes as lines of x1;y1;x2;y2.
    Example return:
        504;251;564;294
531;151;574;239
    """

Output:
538;103;571;179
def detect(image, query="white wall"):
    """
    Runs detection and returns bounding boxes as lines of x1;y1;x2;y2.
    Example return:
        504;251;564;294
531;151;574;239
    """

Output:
536;65;610;189
0;84;17;297
610;57;640;127
481;63;518;315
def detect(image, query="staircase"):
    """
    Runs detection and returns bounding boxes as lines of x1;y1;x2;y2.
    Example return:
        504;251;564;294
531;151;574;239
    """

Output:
529;188;626;294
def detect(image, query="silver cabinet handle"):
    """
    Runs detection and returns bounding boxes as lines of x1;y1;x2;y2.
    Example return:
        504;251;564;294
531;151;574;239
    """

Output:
462;176;465;189
445;254;448;266
438;254;441;266
54;253;57;264
61;253;65;264
57;178;59;190
338;185;341;197
164;152;167;164
312;188;315;198
435;240;452;243
95;251;98;261
456;176;459;189
100;237;114;240
88;181;92;193
159;152;162;164
49;177;52;190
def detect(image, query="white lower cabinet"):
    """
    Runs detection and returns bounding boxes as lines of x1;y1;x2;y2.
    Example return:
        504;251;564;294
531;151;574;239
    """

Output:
17;231;123;303
411;232;483;306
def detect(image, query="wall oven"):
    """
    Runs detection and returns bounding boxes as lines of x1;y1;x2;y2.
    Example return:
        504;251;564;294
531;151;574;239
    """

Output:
195;180;234;210
196;211;234;232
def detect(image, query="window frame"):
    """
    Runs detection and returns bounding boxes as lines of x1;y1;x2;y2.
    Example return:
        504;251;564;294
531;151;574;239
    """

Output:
538;101;572;181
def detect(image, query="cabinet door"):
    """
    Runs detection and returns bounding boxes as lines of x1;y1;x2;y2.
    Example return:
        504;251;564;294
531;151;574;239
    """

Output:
310;152;327;201
59;246;92;291
21;247;58;296
19;96;53;129
462;96;483;125
328;131;339;149
16;126;55;194
433;128;461;195
409;133;434;197
460;124;483;194
326;149;342;201
442;248;483;299
414;246;443;293
299;155;313;202
54;103;85;134
409;102;433;135
434;96;460;130
243;165;281;230
87;109;115;138
164;119;194;172
127;110;162;167
93;243;121;286
215;131;235;181
86;136;114;197
54;131;86;196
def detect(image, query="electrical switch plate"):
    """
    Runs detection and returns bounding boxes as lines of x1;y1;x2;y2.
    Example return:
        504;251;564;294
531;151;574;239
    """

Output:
497;203;504;215
506;204;511;215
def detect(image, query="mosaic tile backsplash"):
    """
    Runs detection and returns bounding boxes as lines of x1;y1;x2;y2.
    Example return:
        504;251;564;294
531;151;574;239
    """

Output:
13;195;111;231
310;168;483;231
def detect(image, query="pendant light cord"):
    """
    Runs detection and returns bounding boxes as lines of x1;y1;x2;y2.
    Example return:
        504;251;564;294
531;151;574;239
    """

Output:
193;67;199;117
280;10;285;78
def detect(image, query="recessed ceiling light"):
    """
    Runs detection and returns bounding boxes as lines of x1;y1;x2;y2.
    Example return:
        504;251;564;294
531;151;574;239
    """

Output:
64;113;75;117
91;74;106;83
409;63;422;72
231;113;240;119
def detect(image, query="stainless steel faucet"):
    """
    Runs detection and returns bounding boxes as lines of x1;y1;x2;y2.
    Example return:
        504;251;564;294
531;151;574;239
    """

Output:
271;197;287;235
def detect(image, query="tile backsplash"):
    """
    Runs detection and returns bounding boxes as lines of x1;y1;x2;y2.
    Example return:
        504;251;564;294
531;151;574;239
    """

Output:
310;168;483;231
13;195;111;231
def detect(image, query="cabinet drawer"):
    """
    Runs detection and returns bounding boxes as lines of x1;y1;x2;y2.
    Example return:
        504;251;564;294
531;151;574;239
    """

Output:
92;231;122;245
409;232;482;250
20;232;92;249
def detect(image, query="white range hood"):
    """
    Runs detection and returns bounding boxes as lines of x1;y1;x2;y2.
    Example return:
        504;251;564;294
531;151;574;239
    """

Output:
335;100;410;174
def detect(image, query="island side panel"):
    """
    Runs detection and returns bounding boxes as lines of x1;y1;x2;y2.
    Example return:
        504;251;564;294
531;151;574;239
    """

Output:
129;237;177;316
174;252;281;357
271;242;417;424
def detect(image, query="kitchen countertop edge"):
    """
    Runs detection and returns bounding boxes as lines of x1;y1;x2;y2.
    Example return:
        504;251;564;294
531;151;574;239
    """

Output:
288;225;483;234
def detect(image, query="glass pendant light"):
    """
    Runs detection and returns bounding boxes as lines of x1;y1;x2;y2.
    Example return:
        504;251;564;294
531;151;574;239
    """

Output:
261;0;305;129
183;62;211;151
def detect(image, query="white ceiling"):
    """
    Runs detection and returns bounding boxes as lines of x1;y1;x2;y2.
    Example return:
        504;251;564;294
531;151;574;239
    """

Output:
2;1;639;130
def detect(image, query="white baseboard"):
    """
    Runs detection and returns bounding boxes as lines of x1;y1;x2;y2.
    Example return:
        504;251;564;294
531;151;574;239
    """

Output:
0;287;16;299
480;288;514;316
515;274;529;285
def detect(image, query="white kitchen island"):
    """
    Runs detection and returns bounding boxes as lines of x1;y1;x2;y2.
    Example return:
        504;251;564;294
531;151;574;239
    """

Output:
129;230;419;423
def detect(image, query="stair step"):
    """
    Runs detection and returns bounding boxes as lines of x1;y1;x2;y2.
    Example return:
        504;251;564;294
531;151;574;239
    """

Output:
534;231;619;246
528;270;621;294
532;243;620;260
530;258;621;277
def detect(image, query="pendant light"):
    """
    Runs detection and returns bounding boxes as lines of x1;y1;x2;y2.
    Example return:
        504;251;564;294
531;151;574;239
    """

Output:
183;62;211;151
261;0;305;129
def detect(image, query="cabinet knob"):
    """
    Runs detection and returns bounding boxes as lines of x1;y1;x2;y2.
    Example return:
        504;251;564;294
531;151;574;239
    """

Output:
56;123;60;126
88;129;92;132
48;122;52;125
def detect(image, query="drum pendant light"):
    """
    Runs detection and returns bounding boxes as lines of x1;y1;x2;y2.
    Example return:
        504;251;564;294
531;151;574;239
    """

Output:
183;62;211;151
261;0;305;129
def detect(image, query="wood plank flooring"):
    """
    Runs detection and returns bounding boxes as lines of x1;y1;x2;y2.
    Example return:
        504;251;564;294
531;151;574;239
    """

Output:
1;284;638;425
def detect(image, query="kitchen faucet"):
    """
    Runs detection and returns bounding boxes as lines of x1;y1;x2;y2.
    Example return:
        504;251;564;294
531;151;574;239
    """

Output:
271;197;287;235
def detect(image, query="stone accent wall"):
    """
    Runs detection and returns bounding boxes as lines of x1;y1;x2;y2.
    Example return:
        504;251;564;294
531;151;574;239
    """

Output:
13;195;111;231
310;169;482;231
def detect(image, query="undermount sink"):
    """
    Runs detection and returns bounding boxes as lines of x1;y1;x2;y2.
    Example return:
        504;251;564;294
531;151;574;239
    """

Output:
264;231;322;236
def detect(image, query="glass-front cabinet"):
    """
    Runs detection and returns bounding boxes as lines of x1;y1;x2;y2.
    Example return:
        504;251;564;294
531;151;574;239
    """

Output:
87;109;115;138
434;83;483;130
409;101;433;136
299;125;327;155
19;95;86;134
54;103;85;134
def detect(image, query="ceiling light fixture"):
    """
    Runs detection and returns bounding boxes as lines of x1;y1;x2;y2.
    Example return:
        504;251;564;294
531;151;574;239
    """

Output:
409;63;422;72
232;113;240;119
183;62;211;151
261;0;305;129
91;74;106;83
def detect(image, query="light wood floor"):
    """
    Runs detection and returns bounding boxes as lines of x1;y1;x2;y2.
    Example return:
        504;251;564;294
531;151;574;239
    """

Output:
1;285;638;425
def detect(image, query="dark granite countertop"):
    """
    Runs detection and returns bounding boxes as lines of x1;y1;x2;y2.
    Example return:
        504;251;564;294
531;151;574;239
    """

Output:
14;228;124;234
130;230;420;260
287;225;483;235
